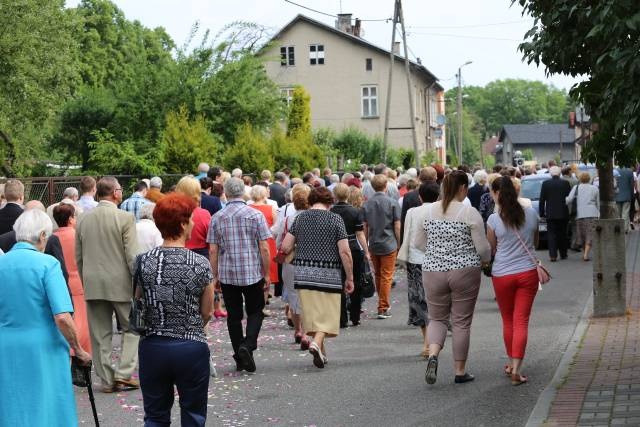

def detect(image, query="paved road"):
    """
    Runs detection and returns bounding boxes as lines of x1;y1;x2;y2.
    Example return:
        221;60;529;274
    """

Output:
76;250;593;426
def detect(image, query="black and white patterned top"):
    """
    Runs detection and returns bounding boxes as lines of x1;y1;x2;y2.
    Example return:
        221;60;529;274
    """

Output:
135;247;213;343
421;204;481;272
289;209;348;293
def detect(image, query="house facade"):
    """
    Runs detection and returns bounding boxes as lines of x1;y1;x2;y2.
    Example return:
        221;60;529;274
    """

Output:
260;14;446;164
496;124;577;166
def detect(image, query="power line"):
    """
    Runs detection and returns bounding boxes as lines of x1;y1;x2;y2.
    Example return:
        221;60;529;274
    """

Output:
283;0;392;22
284;0;336;18
407;19;533;30
407;32;522;42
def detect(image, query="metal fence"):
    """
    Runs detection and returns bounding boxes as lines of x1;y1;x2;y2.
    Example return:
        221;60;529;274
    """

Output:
1;175;185;206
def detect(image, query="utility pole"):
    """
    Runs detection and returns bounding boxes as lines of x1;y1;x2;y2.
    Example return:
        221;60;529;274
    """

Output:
456;70;462;163
382;2;398;164
382;0;420;169
559;128;563;164
456;61;472;165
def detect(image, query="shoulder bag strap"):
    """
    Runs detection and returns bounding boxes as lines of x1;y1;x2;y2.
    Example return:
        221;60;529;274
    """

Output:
514;228;539;265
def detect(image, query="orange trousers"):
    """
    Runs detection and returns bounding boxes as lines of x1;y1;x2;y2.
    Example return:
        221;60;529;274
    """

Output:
371;251;397;313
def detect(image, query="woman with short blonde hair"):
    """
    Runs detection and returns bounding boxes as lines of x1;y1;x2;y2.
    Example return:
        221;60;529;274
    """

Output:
348;186;364;209
176;176;224;320
176;176;202;203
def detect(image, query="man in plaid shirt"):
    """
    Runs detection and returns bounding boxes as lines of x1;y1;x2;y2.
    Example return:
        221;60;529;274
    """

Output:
208;177;272;373
119;180;148;222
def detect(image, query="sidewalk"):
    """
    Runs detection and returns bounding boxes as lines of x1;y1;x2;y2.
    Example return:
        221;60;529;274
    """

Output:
543;231;640;426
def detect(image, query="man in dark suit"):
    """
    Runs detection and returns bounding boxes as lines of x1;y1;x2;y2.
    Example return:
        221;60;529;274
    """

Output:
400;166;437;243
269;172;288;208
0;179;24;234
539;166;572;261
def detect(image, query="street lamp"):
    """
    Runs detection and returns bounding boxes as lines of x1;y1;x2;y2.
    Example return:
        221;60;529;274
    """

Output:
457;60;472;164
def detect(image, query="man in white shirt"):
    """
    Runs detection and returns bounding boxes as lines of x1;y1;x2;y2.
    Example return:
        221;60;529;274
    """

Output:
77;176;98;212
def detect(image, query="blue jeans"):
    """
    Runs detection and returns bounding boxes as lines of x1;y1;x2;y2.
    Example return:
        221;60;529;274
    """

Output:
139;336;210;427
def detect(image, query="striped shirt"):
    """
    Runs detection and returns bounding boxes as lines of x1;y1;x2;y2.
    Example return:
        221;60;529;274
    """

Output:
206;199;271;286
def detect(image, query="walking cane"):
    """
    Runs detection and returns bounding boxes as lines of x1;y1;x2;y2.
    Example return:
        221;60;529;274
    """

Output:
72;357;100;427
82;361;100;427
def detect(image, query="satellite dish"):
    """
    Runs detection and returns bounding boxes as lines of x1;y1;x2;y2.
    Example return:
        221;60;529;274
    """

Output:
436;115;446;126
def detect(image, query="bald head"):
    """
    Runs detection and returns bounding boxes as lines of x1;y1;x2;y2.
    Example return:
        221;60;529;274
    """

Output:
25;200;45;212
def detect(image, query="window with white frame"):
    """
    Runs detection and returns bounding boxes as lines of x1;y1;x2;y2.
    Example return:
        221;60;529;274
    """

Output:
361;85;378;118
309;44;325;65
280;87;295;106
280;46;295;66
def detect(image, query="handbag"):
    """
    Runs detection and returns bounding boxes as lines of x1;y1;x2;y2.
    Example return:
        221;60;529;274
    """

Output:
129;261;147;335
569;184;579;217
274;215;295;264
360;259;375;298
515;230;551;286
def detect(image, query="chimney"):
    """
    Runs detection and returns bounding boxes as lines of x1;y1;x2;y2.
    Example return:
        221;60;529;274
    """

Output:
393;41;401;55
352;18;362;37
336;13;352;33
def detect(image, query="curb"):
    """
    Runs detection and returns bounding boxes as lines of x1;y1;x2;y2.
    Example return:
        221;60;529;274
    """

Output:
525;294;593;427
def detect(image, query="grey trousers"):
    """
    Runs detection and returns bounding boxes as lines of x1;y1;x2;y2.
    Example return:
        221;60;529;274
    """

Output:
86;300;139;386
423;266;481;361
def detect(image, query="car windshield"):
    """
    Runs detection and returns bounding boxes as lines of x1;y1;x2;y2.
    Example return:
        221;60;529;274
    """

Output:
521;179;546;201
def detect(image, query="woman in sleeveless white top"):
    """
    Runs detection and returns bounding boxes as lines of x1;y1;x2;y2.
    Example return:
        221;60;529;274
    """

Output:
412;170;491;385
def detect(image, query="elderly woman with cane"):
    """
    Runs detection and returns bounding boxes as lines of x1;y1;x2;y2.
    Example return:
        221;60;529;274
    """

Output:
0;209;91;426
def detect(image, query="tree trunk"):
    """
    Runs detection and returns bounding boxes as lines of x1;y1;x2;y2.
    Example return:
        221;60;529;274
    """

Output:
598;158;617;219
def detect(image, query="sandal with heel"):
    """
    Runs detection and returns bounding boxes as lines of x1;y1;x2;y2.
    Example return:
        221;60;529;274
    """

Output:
511;373;528;386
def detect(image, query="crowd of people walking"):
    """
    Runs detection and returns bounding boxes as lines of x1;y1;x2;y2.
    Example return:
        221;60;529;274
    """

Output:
0;159;632;426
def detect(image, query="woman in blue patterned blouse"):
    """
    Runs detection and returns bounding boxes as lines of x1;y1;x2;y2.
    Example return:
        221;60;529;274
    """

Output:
136;193;215;426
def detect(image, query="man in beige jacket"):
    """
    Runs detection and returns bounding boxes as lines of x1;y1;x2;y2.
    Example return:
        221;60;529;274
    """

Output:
76;176;139;392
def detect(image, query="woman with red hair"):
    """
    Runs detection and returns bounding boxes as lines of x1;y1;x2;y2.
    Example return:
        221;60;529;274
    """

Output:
135;193;215;426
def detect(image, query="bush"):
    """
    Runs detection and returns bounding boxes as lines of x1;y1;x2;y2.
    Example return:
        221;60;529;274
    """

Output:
223;123;274;173
159;106;218;174
88;131;161;175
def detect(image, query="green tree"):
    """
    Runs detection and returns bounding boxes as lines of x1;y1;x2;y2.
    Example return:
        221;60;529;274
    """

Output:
87;130;160;175
0;0;78;175
460;79;570;138
159;106;218;174
332;127;379;165
287;86;312;138
196;44;284;144
271;125;323;176
53;87;116;171
71;0;178;144
514;0;640;218
223;123;274;173
446;106;483;166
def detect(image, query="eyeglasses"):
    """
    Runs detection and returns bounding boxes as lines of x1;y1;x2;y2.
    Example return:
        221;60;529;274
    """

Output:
114;187;123;192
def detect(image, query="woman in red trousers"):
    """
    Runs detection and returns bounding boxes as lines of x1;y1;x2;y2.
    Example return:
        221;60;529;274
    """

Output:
486;176;539;386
